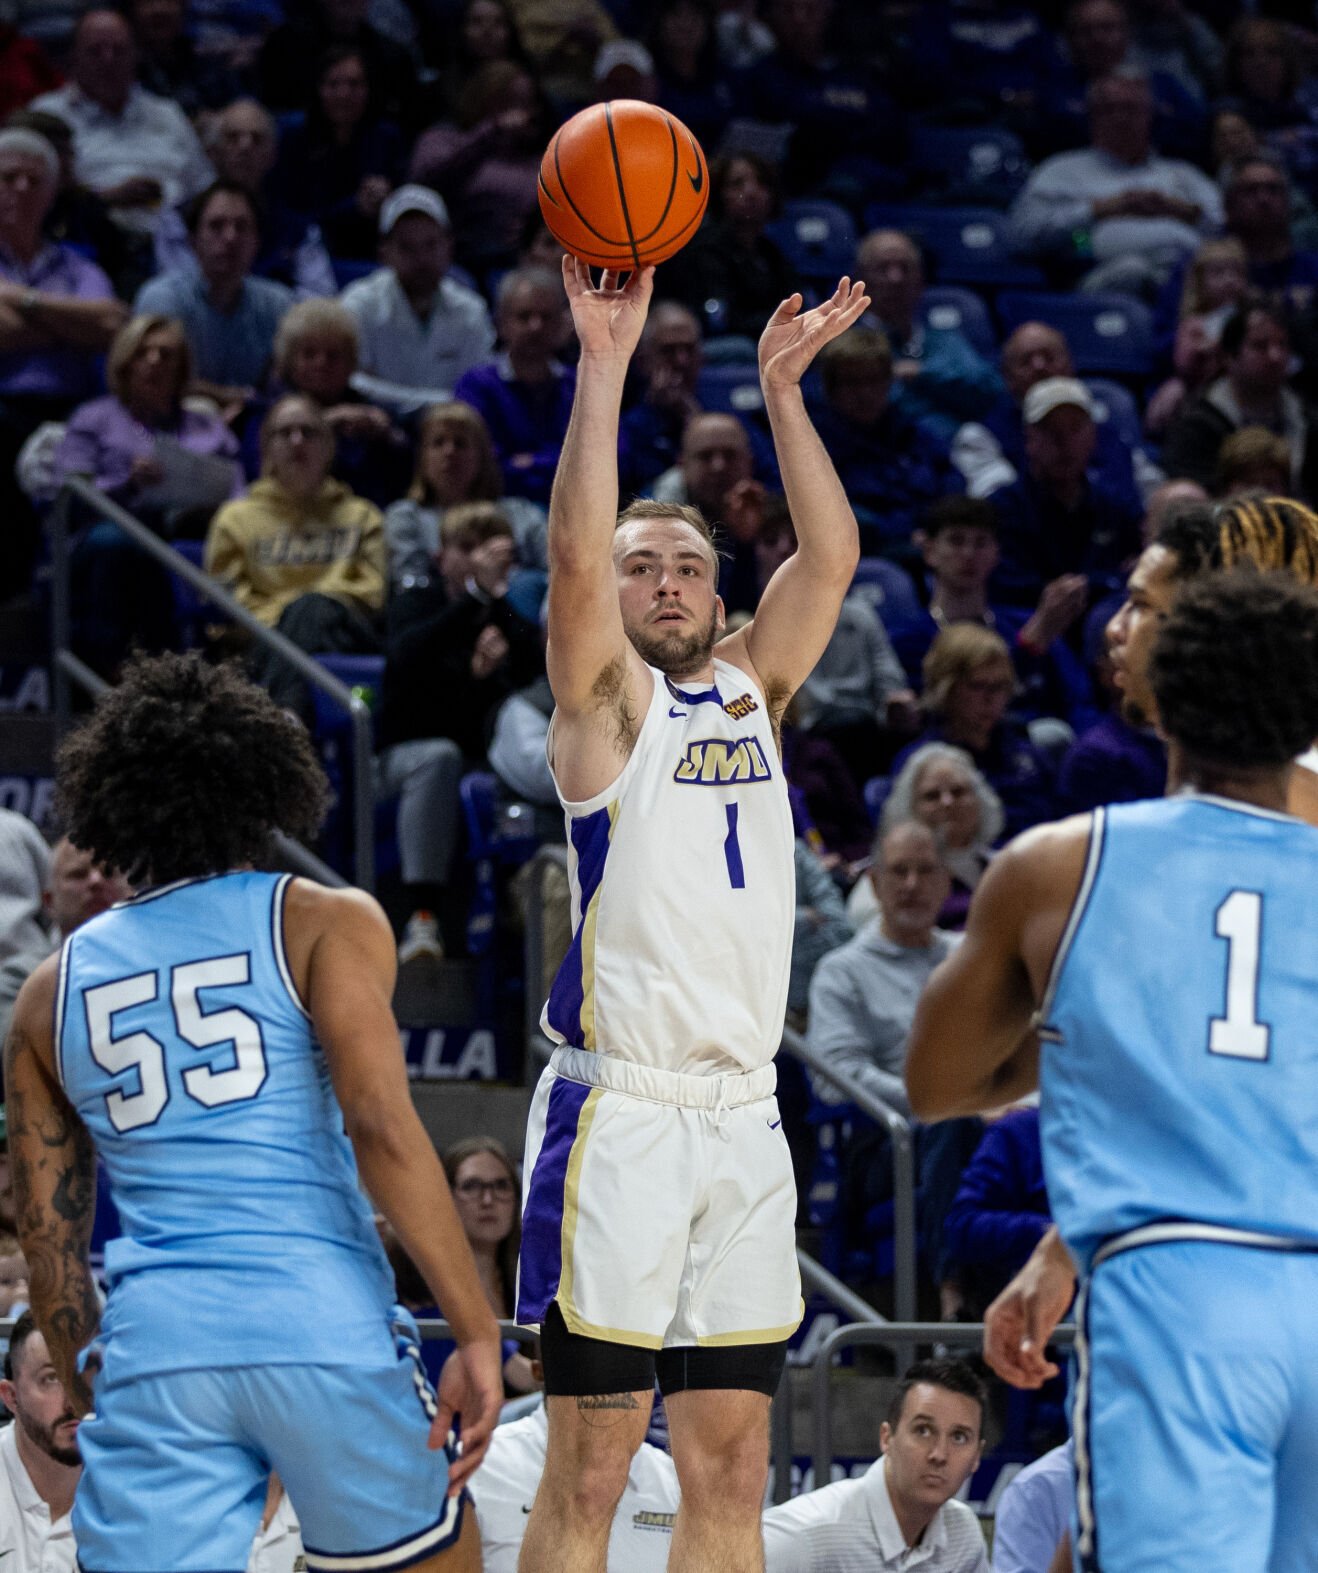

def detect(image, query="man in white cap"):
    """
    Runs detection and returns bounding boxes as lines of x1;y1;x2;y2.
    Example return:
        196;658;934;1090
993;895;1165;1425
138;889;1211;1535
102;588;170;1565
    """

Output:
985;375;1143;610
339;184;495;417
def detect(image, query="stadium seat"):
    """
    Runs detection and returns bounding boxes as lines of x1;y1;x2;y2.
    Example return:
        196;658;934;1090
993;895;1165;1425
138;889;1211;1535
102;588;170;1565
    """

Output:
765;199;858;285
920;285;997;358
1085;377;1144;452
865;205;1045;291
308;653;394;885
458;771;540;961
910;124;1030;208
849;557;923;634
996;291;1155;380
330;257;375;290
167;539;211;650
696;363;765;417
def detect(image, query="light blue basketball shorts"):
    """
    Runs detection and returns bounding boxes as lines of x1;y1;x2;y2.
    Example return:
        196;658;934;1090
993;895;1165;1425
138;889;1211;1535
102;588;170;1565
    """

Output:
73;1313;465;1573
1071;1236;1318;1573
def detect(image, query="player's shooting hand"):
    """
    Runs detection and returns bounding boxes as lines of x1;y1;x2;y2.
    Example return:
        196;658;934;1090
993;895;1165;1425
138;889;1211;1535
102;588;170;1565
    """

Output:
562;255;655;362
983;1224;1075;1388
758;278;870;389
432;1335;504;1493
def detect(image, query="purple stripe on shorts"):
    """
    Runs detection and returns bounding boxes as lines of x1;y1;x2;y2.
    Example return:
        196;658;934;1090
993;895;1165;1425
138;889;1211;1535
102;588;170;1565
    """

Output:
516;1076;592;1323
544;805;612;1048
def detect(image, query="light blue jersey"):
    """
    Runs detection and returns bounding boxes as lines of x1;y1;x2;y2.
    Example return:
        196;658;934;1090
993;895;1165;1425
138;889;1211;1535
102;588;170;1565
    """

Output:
1038;794;1318;1277
57;871;396;1382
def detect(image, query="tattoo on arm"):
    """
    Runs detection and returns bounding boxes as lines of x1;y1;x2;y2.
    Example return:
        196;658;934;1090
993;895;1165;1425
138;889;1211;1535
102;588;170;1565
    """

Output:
5;1019;101;1414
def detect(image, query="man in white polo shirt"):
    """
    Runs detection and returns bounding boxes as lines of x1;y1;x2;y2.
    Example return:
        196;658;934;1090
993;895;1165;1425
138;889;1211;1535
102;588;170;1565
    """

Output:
469;1394;680;1571
340;185;496;417
761;1358;989;1573
0;1313;79;1573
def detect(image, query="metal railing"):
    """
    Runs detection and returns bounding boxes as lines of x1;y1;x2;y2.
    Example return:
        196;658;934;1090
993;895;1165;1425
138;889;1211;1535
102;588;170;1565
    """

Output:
810;1320;1076;1482
47;480;373;888
778;1025;918;1325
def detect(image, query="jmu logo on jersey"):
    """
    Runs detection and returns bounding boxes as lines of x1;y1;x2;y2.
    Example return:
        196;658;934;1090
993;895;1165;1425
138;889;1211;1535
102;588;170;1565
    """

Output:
723;692;759;720
673;735;772;785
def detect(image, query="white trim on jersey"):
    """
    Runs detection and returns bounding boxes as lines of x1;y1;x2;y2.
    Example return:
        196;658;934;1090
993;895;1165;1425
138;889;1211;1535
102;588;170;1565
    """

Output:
1179;790;1302;826
1036;807;1107;1032
52;934;73;1089
302;1494;463;1573
1072;1281;1097;1569
271;874;312;1021
1091;1220;1318;1269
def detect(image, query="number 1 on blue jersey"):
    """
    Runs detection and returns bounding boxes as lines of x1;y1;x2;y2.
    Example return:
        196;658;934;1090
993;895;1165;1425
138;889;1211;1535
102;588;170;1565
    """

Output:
1209;890;1270;1062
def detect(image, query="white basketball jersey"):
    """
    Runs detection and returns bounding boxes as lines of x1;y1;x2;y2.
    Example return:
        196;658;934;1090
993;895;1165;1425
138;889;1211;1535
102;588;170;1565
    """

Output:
542;658;796;1075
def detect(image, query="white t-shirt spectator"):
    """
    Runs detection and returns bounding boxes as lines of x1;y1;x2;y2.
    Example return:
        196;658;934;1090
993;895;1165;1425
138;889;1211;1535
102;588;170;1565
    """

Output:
0;1424;76;1573
762;1454;989;1573
340;269;495;417
468;1401;680;1572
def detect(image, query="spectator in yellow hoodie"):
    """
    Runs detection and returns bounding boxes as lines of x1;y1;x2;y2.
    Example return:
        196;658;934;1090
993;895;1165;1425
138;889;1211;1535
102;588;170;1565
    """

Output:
205;392;385;713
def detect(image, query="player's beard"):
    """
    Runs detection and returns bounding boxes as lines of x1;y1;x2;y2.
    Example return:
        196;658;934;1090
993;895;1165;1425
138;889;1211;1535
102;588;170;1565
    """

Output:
628;606;719;679
19;1408;80;1467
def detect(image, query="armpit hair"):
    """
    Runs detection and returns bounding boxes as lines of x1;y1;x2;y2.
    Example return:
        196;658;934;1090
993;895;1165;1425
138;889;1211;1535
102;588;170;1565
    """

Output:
591;656;640;754
765;679;792;751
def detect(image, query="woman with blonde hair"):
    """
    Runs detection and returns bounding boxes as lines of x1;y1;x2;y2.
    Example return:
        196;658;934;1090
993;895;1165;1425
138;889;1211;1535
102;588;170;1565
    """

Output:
892;624;1061;837
243;298;409;504
55;313;243;676
384;400;546;592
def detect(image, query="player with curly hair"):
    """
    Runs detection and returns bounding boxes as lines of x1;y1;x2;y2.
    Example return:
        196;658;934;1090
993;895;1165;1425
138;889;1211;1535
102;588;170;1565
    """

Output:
4;651;502;1573
905;570;1318;1573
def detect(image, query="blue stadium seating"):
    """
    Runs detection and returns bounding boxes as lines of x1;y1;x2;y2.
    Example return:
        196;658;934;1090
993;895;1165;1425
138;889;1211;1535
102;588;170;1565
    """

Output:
996;291;1155;380
696;363;765;417
308;653;396;885
920;285;998;358
864;774;893;827
865;205;1045;291
909;124;1030;208
167;539;211;650
765;198;858;285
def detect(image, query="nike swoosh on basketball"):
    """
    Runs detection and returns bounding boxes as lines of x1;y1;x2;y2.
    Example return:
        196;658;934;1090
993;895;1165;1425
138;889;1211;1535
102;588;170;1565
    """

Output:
686;156;704;195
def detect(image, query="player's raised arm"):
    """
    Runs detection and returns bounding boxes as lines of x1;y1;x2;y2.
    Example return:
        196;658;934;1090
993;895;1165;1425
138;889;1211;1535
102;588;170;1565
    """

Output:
4;956;100;1415
720;279;869;707
545;257;655;715
292;881;502;1485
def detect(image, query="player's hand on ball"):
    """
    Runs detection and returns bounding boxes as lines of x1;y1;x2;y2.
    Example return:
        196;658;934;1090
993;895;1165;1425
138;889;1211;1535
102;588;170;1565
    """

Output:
758;277;871;388
562;255;655;361
433;1335;504;1492
982;1224;1075;1388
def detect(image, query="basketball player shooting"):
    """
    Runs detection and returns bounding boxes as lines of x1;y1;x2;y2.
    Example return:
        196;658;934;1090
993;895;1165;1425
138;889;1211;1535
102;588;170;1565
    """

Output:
513;259;868;1573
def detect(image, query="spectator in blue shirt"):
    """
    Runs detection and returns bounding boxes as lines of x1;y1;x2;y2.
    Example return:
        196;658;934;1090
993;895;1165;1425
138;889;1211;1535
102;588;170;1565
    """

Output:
855;228;1002;438
893;624;1062;838
992;1439;1074;1573
452;265;574;507
135;180;293;416
986;377;1143;609
813;327;963;557
943;1105;1050;1316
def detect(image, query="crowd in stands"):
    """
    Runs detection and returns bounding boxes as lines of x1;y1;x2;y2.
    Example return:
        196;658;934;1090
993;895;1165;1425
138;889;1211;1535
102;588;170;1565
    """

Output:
7;0;1318;1564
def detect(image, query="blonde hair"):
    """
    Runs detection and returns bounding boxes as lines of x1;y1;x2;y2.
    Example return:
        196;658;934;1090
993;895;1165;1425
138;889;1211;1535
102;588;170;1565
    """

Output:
273;299;359;384
1214;493;1318;581
1217;428;1291;494
107;314;192;407
613;497;720;573
820;326;893;398
258;394;334;469
410;401;503;503
1179;237;1248;320
922;624;1013;714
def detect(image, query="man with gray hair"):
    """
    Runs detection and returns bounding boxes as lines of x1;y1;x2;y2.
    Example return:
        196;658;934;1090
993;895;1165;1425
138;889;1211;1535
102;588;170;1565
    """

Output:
453;266;574;505
1008;68;1221;296
0;125;127;599
340;184;495;416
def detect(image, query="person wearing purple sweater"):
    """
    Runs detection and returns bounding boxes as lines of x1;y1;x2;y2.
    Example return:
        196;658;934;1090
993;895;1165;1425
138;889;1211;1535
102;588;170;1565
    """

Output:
54;313;242;677
451;266;574;507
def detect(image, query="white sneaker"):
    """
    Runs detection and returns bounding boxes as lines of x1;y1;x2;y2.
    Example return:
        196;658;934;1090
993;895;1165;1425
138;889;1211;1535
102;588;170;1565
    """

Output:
398;910;443;965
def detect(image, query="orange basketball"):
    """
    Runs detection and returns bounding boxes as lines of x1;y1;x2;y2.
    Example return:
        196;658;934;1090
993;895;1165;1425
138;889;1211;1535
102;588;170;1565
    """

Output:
539;100;709;270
